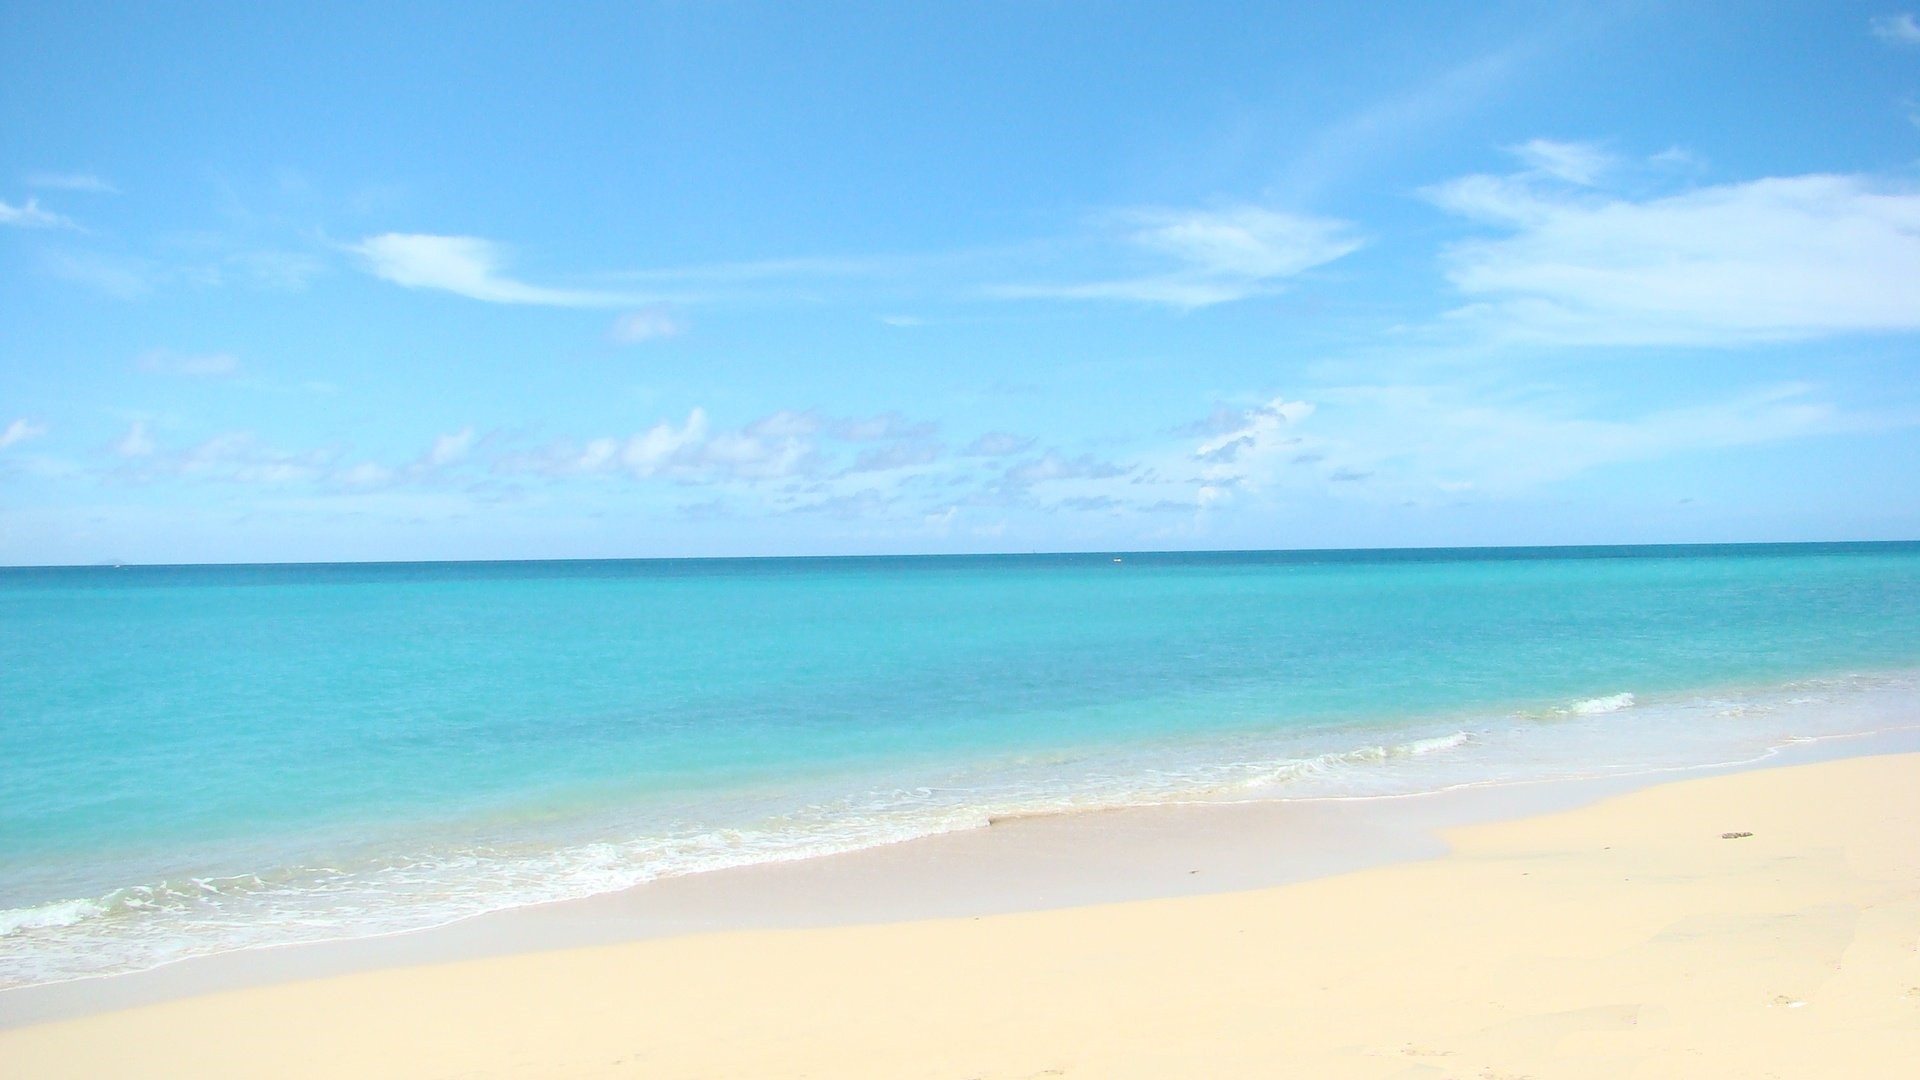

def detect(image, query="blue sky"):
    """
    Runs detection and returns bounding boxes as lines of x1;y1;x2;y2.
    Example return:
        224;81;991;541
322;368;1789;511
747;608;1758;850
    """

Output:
4;1;1920;564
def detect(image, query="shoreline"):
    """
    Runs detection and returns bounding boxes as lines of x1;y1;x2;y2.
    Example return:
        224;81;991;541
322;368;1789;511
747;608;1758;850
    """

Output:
5;737;1916;1077
5;665;1915;1002
5;722;1917;1034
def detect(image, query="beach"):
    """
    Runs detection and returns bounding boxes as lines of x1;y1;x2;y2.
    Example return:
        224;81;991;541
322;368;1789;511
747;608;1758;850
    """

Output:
4;744;1915;1078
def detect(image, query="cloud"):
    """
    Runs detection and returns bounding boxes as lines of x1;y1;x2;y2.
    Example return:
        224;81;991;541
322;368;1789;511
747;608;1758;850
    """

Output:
136;348;240;377
519;408;818;484
609;308;686;343
995;206;1362;309
1508;138;1611;185
0;418;48;449
24;172;117;194
1429;168;1920;344
1180;397;1317;499
1280;41;1530;201
996;452;1133;493
1;196;76;229
844;439;941;474
423;428;476;468
829;412;935;442
352;233;656;307
112;421;156;458
40;251;153;297
1871;12;1920;43
333;462;394;488
1301;381;1866;494
964;432;1036;457
225;250;327;291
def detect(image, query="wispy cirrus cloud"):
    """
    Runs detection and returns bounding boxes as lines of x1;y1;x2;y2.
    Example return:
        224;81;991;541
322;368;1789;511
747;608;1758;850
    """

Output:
24;172;118;194
351;233;667;308
0;418;49;450
1508;138;1612;185
1;196;77;230
993;206;1362;309
1428;155;1920;345
111;420;158;458
1871;12;1920;44
136;348;241;378
1138;379;1885;516
608;308;686;343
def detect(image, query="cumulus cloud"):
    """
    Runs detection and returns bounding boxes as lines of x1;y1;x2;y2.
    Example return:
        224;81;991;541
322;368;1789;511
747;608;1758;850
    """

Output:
352;233;655;307
1181;397;1318;499
1;196;75;229
995;205;1362;309
1871;12;1920;43
0;418;49;449
518;408;818;484
1429;167;1920;344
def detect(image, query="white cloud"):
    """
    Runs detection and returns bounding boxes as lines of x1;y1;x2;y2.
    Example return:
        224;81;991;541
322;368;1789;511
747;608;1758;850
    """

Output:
0;418;49;449
24;172;117;194
1509;138;1612;185
424;428;476;468
334;462;394;488
226;250;327;291
352;233;655;308
113;421;156;458
964;432;1035;457
609;308;685;343
1871;12;1920;43
41;251;152;297
1304;382;1862;493
1429;169;1920;344
1120;380;1882;518
136;348;240;377
1175;397;1318;503
0;196;75;229
995;206;1362;309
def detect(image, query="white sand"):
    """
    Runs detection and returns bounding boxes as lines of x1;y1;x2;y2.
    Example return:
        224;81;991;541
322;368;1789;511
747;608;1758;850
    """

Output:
3;751;1917;1078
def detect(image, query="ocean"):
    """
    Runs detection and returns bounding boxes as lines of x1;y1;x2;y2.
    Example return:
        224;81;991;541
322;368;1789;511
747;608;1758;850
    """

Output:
3;543;1918;987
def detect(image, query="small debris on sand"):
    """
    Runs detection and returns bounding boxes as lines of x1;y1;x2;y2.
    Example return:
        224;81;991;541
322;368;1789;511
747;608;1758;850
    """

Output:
1721;831;1753;839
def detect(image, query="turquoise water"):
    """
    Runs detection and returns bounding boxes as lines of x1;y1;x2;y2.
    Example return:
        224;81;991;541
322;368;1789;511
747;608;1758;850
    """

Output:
3;543;1919;985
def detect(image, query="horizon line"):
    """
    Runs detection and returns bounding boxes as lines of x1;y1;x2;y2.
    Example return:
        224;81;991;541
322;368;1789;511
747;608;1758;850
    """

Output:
4;537;1916;572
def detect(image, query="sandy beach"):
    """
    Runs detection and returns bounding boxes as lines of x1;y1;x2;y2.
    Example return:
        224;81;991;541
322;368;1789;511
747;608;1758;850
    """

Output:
2;747;1915;1078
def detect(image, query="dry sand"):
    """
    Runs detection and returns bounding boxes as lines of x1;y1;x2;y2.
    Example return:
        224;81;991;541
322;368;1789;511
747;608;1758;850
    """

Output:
3;751;1917;1078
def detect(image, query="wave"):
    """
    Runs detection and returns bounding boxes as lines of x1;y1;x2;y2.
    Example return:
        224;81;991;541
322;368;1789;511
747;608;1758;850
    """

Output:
0;897;107;937
4;670;1915;990
1563;692;1636;716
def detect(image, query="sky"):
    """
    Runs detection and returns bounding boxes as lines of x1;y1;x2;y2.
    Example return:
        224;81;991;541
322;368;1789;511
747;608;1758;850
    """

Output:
3;1;1920;565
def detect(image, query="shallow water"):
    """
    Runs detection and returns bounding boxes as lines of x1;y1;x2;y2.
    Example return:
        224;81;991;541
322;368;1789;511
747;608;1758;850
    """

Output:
3;543;1918;986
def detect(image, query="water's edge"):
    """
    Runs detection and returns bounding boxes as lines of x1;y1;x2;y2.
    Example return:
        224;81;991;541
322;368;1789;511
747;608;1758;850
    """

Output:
5;720;1916;1030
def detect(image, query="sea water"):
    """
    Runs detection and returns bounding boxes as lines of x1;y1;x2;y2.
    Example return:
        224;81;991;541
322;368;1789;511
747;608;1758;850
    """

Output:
3;543;1918;986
